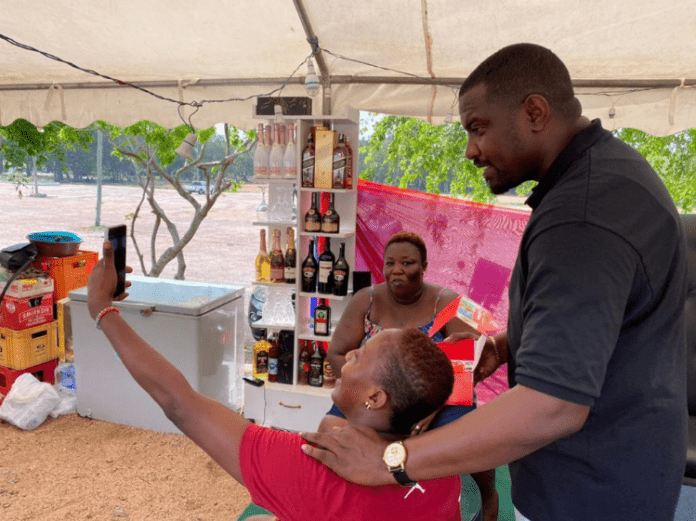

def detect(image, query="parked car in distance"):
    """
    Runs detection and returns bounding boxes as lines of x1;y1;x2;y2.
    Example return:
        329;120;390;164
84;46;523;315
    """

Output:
185;181;214;194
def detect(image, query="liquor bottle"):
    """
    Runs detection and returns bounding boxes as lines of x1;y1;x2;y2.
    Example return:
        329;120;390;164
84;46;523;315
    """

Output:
267;331;279;383
332;134;347;189
308;341;324;386
301;238;318;293
304;191;322;232
317;238;335;294
252;333;270;380
297;340;311;385
344;135;354;189
323;357;336;389
332;242;350;296
253;123;270;178
283;123;297;179
313;298;331;336
269;123;284;178
301;131;315;187
283;227;297;284
255;229;271;282
269;229;285;283
320;193;340;234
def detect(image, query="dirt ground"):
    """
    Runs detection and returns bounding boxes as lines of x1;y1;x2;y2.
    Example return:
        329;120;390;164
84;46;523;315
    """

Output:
0;181;264;520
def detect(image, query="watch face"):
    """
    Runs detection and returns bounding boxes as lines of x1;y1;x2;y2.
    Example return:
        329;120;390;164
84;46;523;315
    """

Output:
383;442;407;467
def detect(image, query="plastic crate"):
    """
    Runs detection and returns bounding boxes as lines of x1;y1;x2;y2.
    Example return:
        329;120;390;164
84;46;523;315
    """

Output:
0;321;59;370
33;251;98;301
0;358;58;405
0;292;54;330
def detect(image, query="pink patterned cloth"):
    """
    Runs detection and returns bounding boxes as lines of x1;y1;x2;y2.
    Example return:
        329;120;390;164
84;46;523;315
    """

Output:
356;180;531;404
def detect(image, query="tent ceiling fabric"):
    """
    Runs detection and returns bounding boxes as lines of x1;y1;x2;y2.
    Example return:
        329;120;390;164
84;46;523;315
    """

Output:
1;0;695;135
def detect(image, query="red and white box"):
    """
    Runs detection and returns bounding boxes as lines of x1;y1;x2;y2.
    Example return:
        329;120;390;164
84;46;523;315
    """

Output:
0;275;54;299
0;292;54;330
0;358;58;405
437;336;487;406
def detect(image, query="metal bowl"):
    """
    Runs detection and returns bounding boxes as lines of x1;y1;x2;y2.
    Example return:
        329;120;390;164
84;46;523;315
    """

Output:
27;231;83;257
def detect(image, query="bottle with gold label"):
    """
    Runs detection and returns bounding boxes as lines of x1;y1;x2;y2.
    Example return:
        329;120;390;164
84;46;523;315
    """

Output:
255;229;271;282
252;333;270;380
321;193;340;234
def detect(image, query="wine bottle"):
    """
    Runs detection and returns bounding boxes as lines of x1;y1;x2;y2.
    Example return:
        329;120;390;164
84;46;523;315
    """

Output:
283;123;297;179
301;238;318;293
301;131;315;187
344;135;353;189
332;242;350;296
284;227;297;284
313;298;331;337
269;123;284;178
304;191;322;232
253;123;270;178
255;229;271;282
320;192;340;234
267;331;279;383
332;134;347;189
269;229;285;283
317;237;335;294
308;341;324;386
297;340;311;385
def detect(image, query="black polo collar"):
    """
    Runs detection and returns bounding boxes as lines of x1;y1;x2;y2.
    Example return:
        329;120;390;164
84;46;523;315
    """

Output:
525;119;608;210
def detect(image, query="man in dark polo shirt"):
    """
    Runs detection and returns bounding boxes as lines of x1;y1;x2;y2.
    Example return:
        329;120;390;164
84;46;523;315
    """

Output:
302;43;688;521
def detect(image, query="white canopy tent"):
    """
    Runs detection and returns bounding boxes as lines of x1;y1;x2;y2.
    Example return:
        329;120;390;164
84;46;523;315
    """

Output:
1;0;696;136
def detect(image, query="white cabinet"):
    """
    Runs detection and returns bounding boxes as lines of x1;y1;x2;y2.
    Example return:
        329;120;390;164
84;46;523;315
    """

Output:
245;109;359;431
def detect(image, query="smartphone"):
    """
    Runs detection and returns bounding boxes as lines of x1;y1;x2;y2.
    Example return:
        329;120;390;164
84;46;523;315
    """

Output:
104;225;127;297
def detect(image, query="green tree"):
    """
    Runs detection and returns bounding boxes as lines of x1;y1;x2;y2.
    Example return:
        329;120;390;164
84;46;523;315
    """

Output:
613;128;696;213
96;120;255;278
359;114;696;212
0;119;93;189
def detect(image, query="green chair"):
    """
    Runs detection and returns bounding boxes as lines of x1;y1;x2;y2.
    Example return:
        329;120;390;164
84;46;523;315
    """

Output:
236;465;514;521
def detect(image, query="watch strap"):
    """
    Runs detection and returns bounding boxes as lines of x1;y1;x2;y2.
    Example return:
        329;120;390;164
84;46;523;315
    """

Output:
390;465;418;487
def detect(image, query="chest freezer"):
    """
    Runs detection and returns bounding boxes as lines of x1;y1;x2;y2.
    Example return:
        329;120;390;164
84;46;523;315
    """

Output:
69;275;245;433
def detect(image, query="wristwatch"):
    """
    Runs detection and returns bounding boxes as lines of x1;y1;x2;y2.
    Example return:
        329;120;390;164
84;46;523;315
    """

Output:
382;441;418;487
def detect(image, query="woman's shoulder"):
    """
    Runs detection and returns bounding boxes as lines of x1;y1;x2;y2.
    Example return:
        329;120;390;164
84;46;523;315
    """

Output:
425;283;460;308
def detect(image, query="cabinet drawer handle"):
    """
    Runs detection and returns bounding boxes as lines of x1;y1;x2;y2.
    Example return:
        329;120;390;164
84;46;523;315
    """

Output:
279;401;302;409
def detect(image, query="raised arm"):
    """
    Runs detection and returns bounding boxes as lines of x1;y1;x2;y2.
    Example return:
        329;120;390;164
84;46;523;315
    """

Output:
326;287;371;376
87;241;250;485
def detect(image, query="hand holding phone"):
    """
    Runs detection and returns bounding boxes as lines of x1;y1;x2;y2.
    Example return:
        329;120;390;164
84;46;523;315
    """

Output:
105;225;127;298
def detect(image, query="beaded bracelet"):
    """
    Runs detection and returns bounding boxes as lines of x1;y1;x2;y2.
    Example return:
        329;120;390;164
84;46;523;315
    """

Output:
96;306;120;330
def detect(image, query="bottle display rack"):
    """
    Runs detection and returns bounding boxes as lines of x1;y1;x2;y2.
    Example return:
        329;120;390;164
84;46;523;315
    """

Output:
245;110;359;431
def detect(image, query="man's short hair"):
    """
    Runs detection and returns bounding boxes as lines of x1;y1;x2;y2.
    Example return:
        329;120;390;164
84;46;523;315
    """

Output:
386;231;428;264
378;328;454;434
459;43;581;120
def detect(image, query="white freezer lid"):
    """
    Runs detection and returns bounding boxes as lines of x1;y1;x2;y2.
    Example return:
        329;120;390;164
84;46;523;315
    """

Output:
69;275;245;316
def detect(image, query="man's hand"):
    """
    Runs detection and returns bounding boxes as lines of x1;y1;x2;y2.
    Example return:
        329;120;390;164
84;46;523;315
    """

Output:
474;335;507;385
301;425;393;486
87;240;131;320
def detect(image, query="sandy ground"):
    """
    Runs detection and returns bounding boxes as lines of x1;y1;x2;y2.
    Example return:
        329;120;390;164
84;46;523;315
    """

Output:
1;181;264;521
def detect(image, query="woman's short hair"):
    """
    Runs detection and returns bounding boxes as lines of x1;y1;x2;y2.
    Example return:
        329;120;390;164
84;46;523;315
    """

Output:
377;328;454;435
459;43;581;120
385;231;428;264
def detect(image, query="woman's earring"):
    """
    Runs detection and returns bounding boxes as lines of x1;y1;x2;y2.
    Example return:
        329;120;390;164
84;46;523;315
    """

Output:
365;401;371;409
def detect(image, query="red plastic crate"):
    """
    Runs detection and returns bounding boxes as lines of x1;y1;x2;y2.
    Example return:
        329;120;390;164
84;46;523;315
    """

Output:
0;292;54;330
0;358;58;405
33;250;98;301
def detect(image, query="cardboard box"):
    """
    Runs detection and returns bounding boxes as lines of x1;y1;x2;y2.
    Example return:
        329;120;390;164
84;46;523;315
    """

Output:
314;129;336;189
0;272;54;299
0;292;54;330
438;338;476;406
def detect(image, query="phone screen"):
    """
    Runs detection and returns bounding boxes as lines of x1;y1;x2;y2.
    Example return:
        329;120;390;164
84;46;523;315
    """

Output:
105;225;127;297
